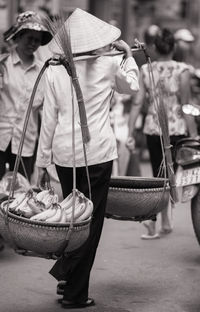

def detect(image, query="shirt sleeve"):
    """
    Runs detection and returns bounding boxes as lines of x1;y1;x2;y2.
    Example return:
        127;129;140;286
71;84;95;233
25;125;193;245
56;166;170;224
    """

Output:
36;67;58;168
178;61;191;75
113;56;139;94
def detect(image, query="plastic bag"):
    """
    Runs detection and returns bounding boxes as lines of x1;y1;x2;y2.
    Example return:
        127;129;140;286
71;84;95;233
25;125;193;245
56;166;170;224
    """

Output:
0;171;31;196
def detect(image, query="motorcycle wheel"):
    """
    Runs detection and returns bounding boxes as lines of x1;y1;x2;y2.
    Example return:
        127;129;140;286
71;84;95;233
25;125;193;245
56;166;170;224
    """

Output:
191;188;200;246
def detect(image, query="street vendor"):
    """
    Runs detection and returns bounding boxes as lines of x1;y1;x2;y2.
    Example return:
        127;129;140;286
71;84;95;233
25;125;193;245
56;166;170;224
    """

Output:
0;11;52;181
36;8;139;309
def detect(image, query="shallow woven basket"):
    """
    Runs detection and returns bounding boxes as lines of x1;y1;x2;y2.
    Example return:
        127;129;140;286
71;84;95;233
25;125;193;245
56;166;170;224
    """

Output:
106;176;170;221
0;200;91;258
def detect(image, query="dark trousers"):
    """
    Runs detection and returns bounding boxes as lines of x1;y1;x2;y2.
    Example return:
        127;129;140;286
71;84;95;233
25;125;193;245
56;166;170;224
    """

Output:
146;134;187;177
49;160;113;302
0;141;33;181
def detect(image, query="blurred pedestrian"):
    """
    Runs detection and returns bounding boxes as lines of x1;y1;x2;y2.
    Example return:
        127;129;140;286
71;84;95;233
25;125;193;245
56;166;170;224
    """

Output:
36;8;139;308
110;92;133;176
127;28;198;239
127;24;161;170
134;24;160;68
0;11;52;181
173;28;199;136
108;19;133;176
173;28;195;64
0;11;52;253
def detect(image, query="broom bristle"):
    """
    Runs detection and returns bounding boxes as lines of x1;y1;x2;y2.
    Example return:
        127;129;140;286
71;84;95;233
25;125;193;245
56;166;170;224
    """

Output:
43;13;73;61
42;12;90;144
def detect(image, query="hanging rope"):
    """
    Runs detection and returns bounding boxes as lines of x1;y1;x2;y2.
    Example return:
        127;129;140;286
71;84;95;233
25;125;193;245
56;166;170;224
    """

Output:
5;59;52;222
141;45;178;203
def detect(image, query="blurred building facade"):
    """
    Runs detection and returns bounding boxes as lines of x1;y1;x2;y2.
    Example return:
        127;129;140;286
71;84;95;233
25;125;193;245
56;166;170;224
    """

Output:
2;0;200;65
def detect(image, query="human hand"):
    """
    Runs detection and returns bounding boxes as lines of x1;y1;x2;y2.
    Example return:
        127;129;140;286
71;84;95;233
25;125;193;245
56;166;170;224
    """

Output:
112;40;132;58
191;134;200;141
37;167;51;189
126;136;136;152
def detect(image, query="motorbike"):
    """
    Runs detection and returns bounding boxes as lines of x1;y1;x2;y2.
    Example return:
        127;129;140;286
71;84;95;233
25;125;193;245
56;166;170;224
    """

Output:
175;101;200;246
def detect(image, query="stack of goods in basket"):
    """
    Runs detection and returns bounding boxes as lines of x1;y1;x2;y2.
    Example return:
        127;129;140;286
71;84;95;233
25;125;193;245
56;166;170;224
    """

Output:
4;189;93;223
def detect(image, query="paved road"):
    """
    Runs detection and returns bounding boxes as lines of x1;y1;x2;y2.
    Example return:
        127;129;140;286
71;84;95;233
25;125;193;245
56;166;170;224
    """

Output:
0;162;200;312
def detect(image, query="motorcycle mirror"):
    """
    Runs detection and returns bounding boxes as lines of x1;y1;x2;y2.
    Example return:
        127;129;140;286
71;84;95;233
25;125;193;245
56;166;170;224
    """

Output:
182;104;200;116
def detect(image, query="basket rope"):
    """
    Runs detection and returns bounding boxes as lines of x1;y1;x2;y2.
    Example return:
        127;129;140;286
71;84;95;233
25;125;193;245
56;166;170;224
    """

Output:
2;53;92;255
105;43;175;222
7;60;50;203
141;46;178;203
2;60;51;251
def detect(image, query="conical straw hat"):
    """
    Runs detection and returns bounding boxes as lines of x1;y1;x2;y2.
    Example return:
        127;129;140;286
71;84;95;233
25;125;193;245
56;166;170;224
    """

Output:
50;8;121;54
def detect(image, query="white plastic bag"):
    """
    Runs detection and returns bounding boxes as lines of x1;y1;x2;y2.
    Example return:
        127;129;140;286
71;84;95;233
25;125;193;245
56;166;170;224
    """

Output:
0;171;31;195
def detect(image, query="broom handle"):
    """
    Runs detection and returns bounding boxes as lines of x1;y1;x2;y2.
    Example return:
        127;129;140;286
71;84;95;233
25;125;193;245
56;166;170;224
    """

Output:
59;57;90;144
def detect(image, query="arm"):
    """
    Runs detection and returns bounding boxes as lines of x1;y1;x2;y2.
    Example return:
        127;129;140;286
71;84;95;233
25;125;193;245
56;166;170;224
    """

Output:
36;67;58;168
112;40;132;59
180;69;198;138
126;72;146;151
112;40;139;94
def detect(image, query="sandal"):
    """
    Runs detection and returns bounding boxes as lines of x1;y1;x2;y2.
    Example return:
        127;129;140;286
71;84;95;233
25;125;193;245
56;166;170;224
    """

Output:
61;297;95;309
141;233;160;240
159;228;173;235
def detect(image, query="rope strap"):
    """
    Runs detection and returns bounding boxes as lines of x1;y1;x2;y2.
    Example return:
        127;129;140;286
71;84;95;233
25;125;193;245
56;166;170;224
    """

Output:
72;77;79;82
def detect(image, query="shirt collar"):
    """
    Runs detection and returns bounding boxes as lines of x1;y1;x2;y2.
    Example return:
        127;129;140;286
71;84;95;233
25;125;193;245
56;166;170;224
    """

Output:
11;48;38;69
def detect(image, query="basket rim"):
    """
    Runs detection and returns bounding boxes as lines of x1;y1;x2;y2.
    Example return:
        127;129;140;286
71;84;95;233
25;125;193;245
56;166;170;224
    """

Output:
110;176;169;182
109;186;170;192
0;200;91;228
109;176;170;189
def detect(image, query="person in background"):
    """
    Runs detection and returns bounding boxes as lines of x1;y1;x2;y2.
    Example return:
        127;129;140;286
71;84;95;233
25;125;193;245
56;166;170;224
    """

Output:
173;28;195;64
134;24;160;69
108;19;133;176
173;28;200;132
110;91;134;176
143;24;160;61
127;28;198;239
126;24;161;169
36;8;139;308
0;11;52;181
0;11;52;252
35;8;53;62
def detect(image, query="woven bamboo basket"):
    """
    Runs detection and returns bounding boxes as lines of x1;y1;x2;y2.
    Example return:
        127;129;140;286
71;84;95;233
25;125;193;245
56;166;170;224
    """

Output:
0;57;93;259
106;176;170;221
0;200;91;258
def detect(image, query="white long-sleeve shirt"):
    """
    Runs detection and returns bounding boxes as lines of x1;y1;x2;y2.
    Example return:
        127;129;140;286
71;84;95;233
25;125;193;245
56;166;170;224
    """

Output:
36;55;139;168
0;49;44;157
